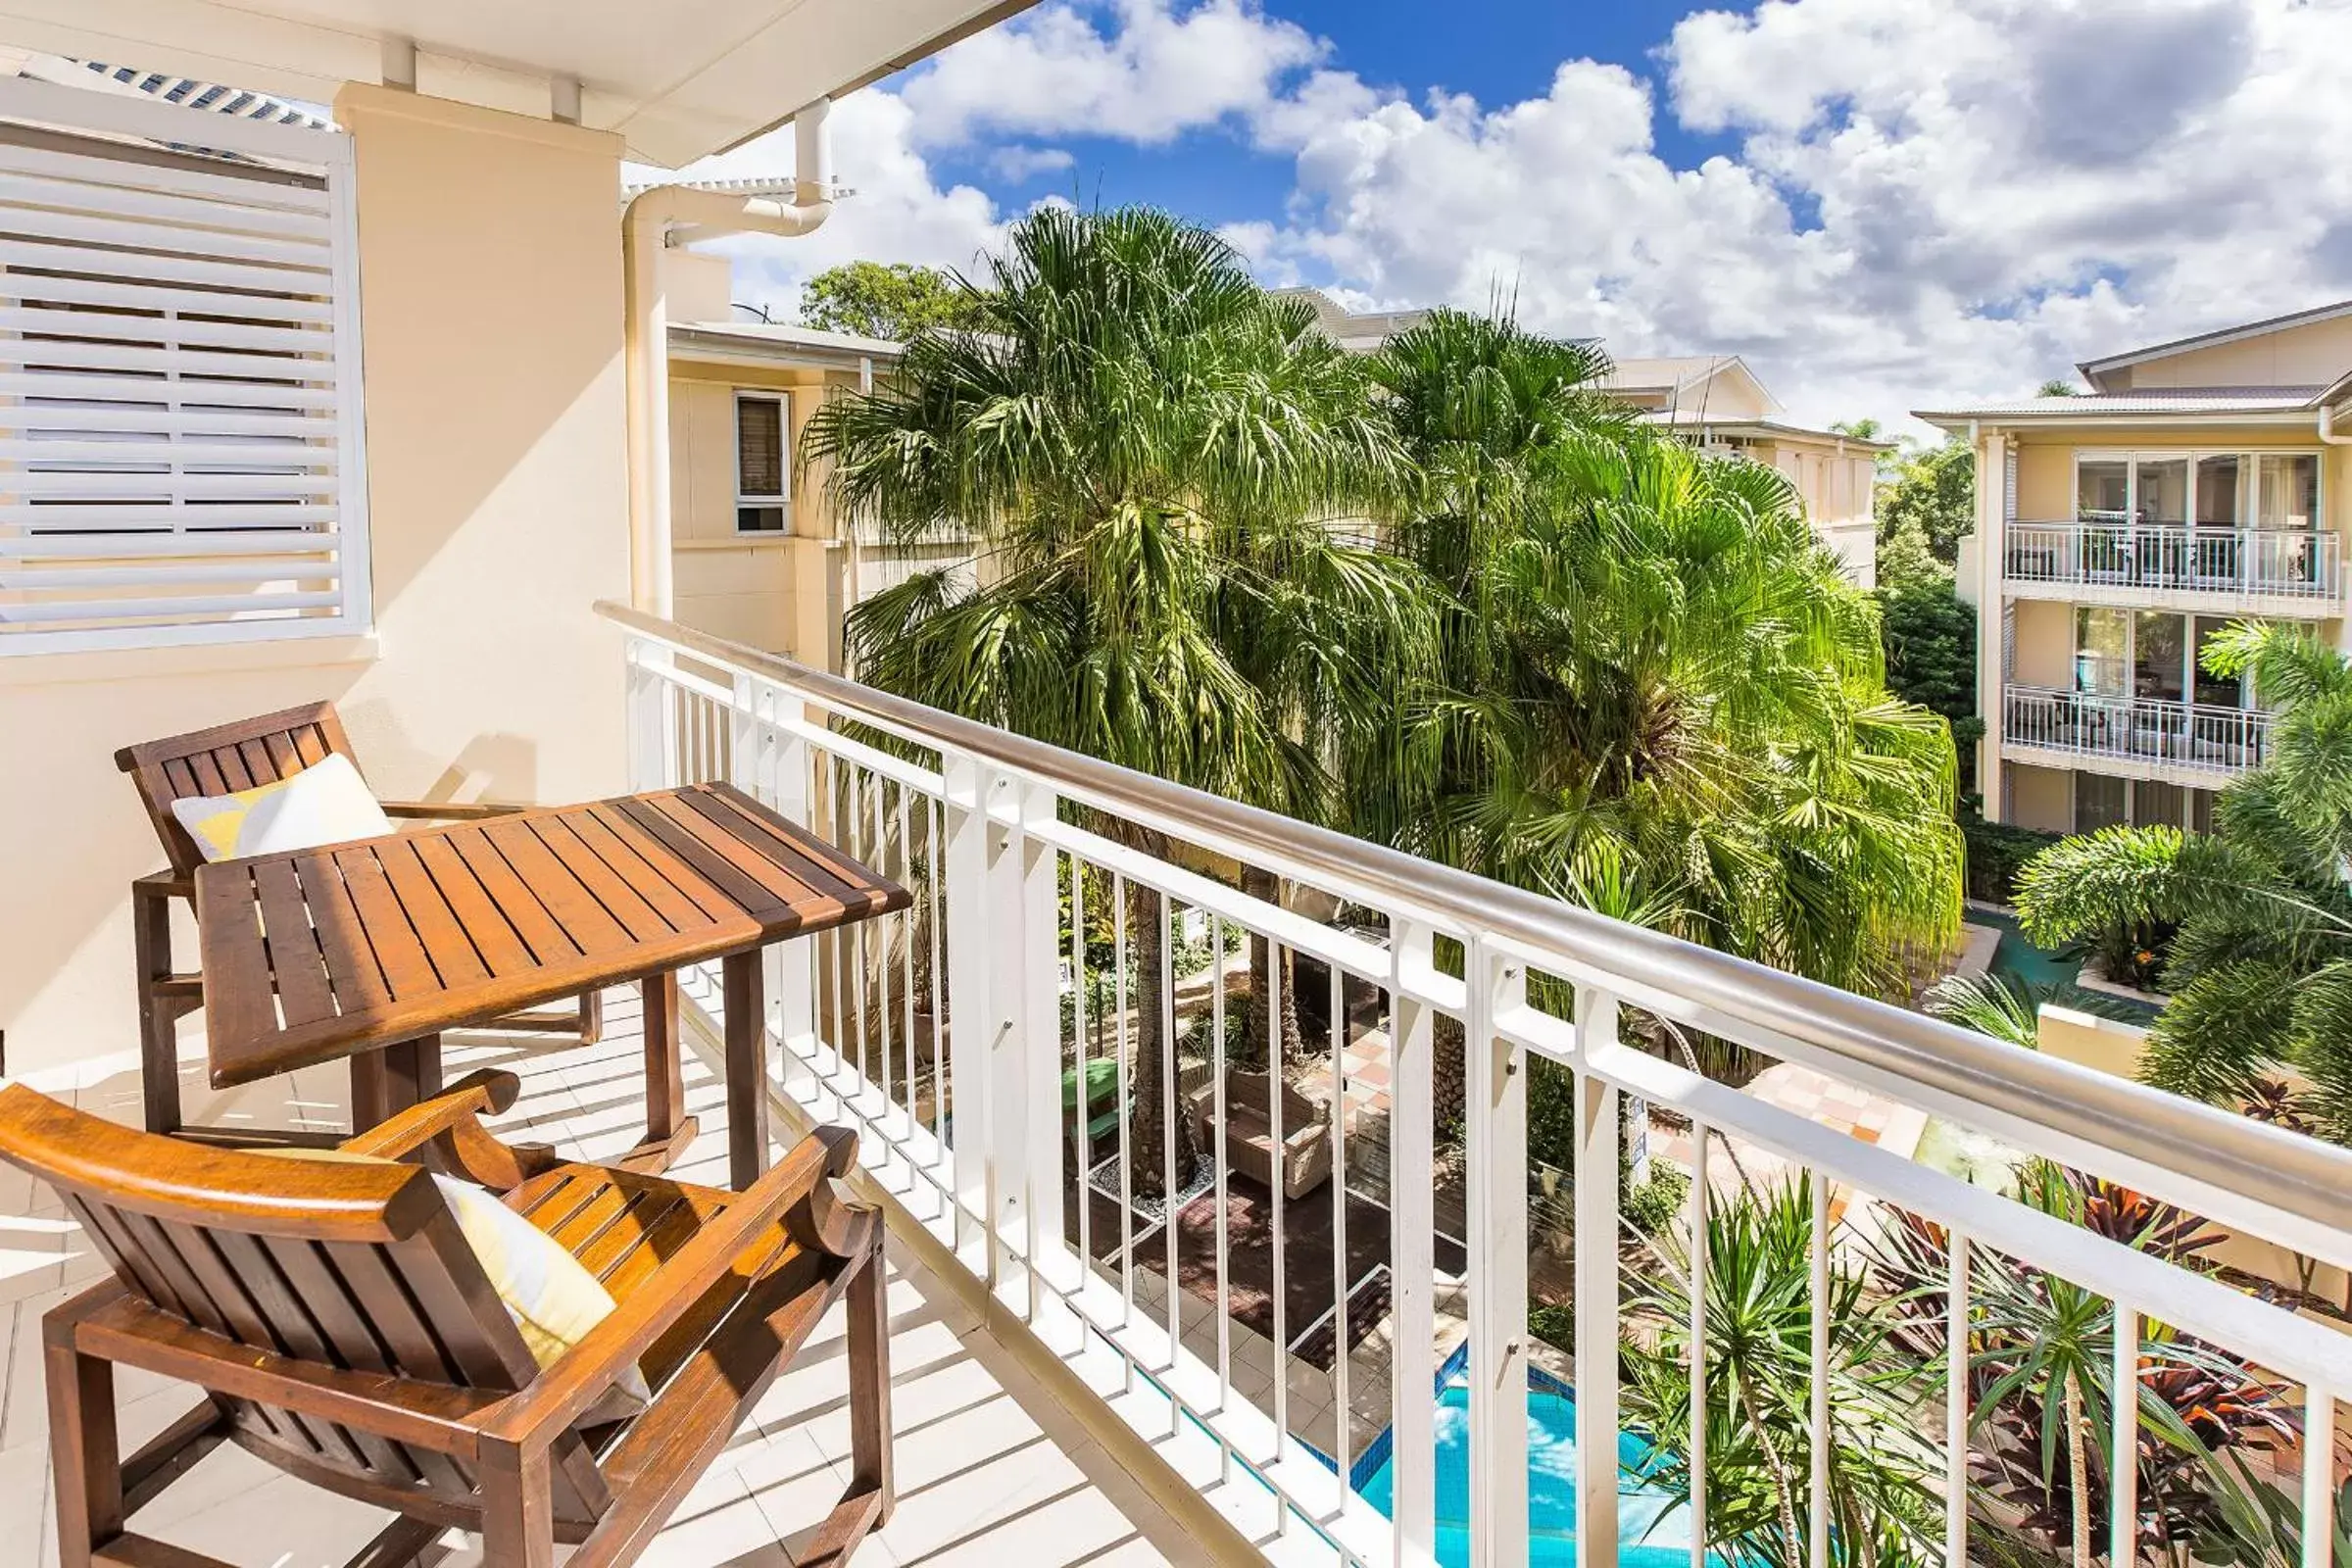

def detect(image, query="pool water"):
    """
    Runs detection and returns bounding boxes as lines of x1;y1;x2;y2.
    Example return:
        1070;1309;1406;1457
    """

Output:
1970;906;2080;991
1359;1380;1713;1567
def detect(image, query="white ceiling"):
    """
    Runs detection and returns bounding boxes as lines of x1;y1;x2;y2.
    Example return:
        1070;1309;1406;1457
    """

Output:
0;0;1034;166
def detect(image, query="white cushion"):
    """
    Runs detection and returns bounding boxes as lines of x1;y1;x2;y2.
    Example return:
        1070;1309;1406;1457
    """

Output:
169;752;395;862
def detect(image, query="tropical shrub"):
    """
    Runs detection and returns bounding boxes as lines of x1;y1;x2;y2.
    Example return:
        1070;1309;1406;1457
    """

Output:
1871;1162;2306;1567
1622;1176;1944;1566
1961;812;2061;905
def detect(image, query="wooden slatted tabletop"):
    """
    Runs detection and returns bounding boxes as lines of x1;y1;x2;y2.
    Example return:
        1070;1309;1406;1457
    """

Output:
195;782;908;1186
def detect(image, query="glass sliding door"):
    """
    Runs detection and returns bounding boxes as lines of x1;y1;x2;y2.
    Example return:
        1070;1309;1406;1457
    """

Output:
2192;454;2242;585
2075;607;2128;696
2075;772;2126;833
2132;612;2186;703
2256;453;2321;590
2192;616;2246;710
2078;456;2131;580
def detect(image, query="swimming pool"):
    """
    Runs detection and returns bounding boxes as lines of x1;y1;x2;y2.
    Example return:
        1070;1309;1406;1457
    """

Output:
1355;1367;1713;1566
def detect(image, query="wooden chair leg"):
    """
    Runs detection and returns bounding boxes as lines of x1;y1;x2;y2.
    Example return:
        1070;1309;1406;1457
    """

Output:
578;987;604;1046
45;1338;122;1568
477;1440;556;1568
723;951;768;1191
848;1241;894;1529
350;1051;391;1133
621;972;698;1174
131;881;181;1137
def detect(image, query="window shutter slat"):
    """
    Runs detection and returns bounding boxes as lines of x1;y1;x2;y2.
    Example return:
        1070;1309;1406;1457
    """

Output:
0;85;368;656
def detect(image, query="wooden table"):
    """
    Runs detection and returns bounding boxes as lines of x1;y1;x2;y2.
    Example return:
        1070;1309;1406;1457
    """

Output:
195;781;908;1188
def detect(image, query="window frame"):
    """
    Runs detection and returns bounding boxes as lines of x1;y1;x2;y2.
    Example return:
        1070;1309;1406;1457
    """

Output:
732;390;789;536
2071;447;2324;534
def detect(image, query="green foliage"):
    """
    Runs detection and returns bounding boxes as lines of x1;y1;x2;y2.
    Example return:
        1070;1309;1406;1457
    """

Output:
804;208;1445;1196
1622;1160;1690;1236
1877;571;1981;792
1622;1177;1943;1566
1363;311;1962;1000
2035;377;2083;397
2014;623;2352;1142
1924;969;2043;1048
1871;1164;2307;1566
1961;811;2062;904
1875;439;1974;564
798;260;990;341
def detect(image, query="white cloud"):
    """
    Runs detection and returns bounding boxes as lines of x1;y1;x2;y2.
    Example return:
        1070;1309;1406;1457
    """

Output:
898;0;1331;146
1230;0;2352;433
988;145;1078;182
635;0;2352;432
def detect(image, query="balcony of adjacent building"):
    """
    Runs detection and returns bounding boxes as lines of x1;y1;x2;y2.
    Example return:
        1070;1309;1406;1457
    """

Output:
2000;449;2343;616
2000;603;2278;783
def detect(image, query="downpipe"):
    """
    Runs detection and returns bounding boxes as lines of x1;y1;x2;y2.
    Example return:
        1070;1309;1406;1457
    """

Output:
623;99;835;614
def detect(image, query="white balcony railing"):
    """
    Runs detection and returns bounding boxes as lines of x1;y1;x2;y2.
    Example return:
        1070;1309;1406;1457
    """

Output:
2004;683;2274;776
2004;521;2342;605
602;603;2352;1568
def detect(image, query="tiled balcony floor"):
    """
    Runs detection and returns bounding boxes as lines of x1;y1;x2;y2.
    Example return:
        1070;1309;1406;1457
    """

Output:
0;989;1210;1567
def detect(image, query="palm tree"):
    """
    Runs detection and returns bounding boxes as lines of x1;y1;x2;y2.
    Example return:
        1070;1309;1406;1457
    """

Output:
2014;623;2352;1142
802;207;1444;1199
1364;311;1963;1004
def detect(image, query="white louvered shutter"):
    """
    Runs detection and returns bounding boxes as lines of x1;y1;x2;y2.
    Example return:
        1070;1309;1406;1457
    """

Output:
0;74;367;656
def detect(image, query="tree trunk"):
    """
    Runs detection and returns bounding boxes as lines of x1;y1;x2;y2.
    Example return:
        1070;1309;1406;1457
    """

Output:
1433;1012;1467;1144
1241;864;1304;1070
1127;876;1198;1202
2066;1376;2092;1568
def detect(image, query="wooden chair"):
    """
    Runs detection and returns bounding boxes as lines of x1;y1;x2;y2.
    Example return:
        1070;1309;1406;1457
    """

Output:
1187;1068;1336;1200
7;1071;893;1568
116;700;602;1145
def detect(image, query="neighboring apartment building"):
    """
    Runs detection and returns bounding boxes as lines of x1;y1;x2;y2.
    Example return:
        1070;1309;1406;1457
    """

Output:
1282;288;1889;585
653;247;975;671
1919;302;2352;836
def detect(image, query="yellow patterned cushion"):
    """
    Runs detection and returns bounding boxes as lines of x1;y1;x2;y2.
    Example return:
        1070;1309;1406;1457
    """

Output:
256;1151;651;1421
169;753;394;862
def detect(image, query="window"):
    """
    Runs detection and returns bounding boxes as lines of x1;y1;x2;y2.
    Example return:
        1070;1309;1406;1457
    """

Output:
2075;773;2127;833
0;78;368;656
735;392;787;533
2074;607;2128;696
2076;449;2322;533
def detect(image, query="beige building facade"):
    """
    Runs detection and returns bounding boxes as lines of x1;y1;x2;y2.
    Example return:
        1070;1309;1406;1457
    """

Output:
1920;301;2352;837
0;6;1021;1078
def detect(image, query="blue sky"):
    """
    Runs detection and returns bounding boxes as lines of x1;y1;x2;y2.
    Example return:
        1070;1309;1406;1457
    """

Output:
920;1;1750;231
678;0;2352;434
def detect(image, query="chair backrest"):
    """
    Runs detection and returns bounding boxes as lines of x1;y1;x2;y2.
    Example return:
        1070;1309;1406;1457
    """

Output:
0;1085;609;1522
114;700;361;877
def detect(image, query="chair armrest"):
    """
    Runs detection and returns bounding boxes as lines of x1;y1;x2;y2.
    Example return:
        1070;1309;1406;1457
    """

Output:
131;868;194;901
1284;1121;1330;1157
476;1127;870;1446
339;1070;521;1167
381;800;527;820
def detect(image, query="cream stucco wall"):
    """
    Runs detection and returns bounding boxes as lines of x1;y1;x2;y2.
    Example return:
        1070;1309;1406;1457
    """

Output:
2011;598;2074;688
0;85;631;1075
667;356;856;668
2111;316;2352;390
2006;762;2073;834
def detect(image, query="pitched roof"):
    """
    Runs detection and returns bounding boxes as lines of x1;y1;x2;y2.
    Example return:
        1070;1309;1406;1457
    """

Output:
2076;298;2352;386
1913;388;2324;424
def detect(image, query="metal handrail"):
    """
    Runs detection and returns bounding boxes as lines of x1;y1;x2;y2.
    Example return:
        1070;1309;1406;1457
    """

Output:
595;600;2352;1254
2002;519;2340;599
